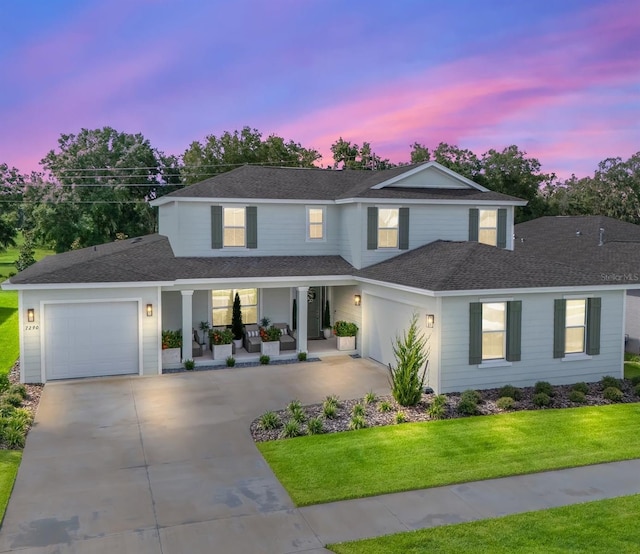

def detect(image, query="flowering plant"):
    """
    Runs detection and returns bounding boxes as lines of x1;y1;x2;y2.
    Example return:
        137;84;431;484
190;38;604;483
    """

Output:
210;328;234;345
260;325;282;342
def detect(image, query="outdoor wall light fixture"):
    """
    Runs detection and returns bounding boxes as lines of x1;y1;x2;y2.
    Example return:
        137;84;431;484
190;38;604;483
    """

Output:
146;304;153;317
354;294;362;306
27;308;35;323
426;314;435;328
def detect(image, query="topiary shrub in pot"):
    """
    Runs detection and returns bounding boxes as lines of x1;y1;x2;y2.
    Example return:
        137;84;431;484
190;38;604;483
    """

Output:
333;320;358;351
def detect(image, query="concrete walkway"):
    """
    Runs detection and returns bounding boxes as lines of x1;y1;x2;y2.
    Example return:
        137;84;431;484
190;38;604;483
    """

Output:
0;357;638;553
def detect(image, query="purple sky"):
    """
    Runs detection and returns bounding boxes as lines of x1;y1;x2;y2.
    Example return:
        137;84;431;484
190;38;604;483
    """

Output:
1;0;638;179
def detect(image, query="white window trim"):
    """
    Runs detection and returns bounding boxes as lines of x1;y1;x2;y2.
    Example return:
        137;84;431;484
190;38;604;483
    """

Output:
306;206;326;242
377;206;400;250
564;298;587;356
223;205;247;249
481;301;507;362
478;360;512;369
561;353;593;362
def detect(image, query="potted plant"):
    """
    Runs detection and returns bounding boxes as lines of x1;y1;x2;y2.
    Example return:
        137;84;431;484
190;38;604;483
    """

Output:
198;321;210;347
260;324;281;357
333;320;358;351
231;292;244;350
161;329;182;365
210;328;234;360
323;299;332;339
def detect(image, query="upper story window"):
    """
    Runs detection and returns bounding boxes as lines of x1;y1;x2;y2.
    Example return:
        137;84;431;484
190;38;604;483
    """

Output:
367;207;409;250
469;208;507;249
223;207;245;247
482;302;506;360
478;209;497;246
553;297;601;358
211;205;257;249
378;208;399;248
307;207;325;240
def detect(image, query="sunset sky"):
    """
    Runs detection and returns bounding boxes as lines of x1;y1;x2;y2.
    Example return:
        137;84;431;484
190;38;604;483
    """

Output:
1;0;638;179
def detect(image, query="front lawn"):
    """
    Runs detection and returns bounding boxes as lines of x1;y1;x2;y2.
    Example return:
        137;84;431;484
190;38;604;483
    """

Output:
258;403;640;506
0;451;22;523
624;361;640;380
0;291;19;375
329;494;640;553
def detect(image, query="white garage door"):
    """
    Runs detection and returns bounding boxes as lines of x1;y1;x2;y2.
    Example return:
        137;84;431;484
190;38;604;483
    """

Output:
44;302;139;380
366;295;416;366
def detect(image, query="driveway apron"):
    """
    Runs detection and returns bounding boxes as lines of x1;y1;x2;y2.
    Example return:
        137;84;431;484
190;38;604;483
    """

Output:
0;356;390;553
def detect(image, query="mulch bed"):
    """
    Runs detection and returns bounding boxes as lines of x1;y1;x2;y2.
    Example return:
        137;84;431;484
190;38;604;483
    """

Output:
251;378;640;442
7;361;43;420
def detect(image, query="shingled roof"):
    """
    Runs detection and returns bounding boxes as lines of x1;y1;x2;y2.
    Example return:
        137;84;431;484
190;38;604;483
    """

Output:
158;164;524;203
7;235;354;285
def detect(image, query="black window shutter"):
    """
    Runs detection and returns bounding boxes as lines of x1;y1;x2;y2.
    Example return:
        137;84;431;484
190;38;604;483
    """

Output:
469;302;482;365
586;297;601;355
497;208;507;248
399;207;409;250
469;209;479;242
553;299;566;358
246;206;257;249
211;205;222;249
367;207;378;250
506;301;522;362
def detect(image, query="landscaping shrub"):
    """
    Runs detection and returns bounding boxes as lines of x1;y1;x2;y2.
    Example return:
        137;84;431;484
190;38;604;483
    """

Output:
364;391;377;404
351;403;365;417
387;314;429;407
427;395;447;419
631;375;640;387
395;411;407;424
258;411;281;430
1;426;25;449
601;376;621;389
2;393;23;408
0;402;15;417
280;420;302;439
571;382;589;394
0;372;10;394
297;352;307;362
533;392;552;407
7;384;27;399
460;389;482;403
322;403;337;419
260;355;270;365
568;390;587;404
635;383;640;397
497;385;522;401
534;381;554;396
603;387;623;402
378;400;393;413
325;395;340;407
11;408;32;426
290;406;307;424
306;417;324;435
349;415;367;430
496;396;515;410
287;399;302;413
457;390;480;416
226;356;236;367
183;359;195;371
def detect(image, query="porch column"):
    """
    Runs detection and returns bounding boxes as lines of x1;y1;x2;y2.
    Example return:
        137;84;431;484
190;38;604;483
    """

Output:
297;286;309;354
181;290;194;361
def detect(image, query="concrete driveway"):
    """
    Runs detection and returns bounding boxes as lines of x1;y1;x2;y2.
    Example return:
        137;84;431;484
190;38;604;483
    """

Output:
0;357;390;554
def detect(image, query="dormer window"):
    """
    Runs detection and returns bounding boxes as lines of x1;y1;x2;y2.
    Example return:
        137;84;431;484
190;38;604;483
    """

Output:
378;208;399;248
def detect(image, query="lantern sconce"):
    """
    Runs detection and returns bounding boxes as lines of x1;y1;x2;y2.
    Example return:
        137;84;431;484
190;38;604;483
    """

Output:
27;308;35;323
146;304;153;317
354;294;362;306
426;314;435;328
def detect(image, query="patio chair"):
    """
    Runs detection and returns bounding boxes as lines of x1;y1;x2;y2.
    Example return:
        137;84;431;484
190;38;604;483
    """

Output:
243;324;261;353
192;330;203;358
274;322;296;351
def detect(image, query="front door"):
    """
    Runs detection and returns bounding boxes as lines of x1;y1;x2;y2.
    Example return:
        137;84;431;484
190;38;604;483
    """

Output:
307;286;322;339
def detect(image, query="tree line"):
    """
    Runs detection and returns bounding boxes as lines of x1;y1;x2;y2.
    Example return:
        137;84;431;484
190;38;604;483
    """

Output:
0;125;638;259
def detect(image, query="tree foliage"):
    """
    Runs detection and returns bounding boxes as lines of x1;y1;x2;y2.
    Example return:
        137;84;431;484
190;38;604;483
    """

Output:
330;138;395;170
388;314;430;407
0;163;23;250
182;127;321;184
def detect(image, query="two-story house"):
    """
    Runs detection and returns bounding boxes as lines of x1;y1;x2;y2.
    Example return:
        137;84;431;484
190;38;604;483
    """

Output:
4;161;637;392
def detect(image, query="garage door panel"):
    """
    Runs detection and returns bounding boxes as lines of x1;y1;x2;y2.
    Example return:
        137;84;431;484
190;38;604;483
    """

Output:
367;296;416;366
45;302;139;380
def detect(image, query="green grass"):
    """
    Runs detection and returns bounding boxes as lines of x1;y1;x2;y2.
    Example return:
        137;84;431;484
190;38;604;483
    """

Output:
624;361;640;380
258;403;640;506
328;494;640;553
0;291;19;375
0;451;22;524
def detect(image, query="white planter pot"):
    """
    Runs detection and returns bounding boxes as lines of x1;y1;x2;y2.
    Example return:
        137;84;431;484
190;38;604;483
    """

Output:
213;343;233;361
161;347;181;365
261;341;280;357
323;328;332;339
233;339;243;350
336;336;356;351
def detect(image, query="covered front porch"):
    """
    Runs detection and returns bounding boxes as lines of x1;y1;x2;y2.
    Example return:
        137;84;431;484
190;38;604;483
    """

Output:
160;281;362;369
